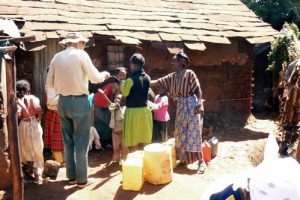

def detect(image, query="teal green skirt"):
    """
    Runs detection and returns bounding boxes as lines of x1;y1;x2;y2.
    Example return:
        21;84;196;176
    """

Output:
123;106;153;147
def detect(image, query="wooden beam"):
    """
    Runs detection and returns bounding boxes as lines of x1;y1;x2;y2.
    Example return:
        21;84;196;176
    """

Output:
5;53;23;200
0;46;17;53
0;35;36;43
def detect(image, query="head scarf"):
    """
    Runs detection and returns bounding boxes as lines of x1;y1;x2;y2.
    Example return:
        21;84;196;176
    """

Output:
175;52;190;67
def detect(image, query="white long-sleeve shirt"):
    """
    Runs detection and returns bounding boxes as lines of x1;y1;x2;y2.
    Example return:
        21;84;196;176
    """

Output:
46;46;106;96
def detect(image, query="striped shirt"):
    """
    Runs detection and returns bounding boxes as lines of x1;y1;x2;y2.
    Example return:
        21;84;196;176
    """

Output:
157;69;202;97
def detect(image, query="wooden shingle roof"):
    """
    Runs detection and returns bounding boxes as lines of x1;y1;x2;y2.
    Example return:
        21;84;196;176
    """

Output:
0;0;279;50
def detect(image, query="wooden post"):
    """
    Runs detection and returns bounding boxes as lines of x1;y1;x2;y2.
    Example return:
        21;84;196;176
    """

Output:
5;50;23;200
296;131;300;164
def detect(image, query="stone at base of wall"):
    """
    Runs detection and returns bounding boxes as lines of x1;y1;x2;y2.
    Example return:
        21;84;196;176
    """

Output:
43;160;61;178
0;152;12;190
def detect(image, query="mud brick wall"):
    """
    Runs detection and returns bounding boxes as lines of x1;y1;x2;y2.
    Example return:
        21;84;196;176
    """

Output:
142;38;254;132
16;38;253;134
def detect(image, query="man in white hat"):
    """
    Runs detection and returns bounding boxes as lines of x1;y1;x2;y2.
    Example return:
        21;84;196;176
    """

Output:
46;32;110;188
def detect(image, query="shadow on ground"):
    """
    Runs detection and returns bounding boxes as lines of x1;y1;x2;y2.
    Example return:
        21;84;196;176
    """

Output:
252;112;279;120
24;180;78;200
216;128;269;142
113;182;168;200
88;150;113;168
25;150;117;200
24;114;278;200
212;114;278;142
89;161;121;191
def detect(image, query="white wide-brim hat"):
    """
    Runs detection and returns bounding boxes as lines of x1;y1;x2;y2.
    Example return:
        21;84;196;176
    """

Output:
249;157;300;200
59;32;88;45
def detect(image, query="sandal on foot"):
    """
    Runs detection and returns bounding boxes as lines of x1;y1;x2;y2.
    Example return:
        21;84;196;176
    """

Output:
197;162;206;174
67;179;77;185
34;177;43;185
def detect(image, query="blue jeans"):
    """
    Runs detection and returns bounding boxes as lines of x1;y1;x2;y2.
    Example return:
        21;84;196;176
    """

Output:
58;95;91;183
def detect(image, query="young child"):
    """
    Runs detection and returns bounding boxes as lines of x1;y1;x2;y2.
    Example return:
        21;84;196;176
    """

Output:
109;94;128;162
111;67;129;161
152;87;170;143
17;80;44;184
44;87;64;164
99;67;128;161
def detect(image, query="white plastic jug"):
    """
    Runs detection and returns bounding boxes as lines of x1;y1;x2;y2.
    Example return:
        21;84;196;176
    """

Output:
144;143;173;185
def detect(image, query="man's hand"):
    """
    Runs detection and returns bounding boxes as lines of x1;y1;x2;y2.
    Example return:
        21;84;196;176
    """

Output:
115;94;122;104
101;71;110;80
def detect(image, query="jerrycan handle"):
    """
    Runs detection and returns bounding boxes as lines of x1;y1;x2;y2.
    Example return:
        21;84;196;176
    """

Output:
202;140;210;147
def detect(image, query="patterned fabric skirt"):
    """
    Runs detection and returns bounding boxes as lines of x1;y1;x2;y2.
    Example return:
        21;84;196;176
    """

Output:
19;117;44;168
44;109;64;152
175;95;203;162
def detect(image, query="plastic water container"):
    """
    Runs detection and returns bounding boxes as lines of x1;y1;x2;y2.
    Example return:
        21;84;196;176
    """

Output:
163;138;177;169
144;143;173;185
202;140;211;163
127;150;146;177
127;150;144;159
122;157;144;191
208;137;218;158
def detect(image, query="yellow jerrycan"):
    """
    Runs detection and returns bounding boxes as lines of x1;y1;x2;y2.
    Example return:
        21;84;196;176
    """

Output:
162;138;177;169
144;143;173;185
127;150;144;159
122;152;144;191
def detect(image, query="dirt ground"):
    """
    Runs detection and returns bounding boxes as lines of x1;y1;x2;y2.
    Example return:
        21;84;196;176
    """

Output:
20;116;276;200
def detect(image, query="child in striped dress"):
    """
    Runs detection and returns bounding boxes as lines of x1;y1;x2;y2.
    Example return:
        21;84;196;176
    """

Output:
17;80;44;183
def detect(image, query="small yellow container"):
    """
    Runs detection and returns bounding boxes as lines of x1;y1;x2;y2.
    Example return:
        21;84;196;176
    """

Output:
144;143;173;185
163;138;177;169
127;150;146;177
122;157;144;191
127;150;144;159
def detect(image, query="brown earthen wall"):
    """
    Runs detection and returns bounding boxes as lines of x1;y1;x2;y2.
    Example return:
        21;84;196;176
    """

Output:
86;39;136;71
141;38;253;127
16;38;253;131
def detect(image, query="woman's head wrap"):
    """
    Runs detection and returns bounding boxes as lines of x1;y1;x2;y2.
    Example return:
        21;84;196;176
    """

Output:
175;52;190;67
